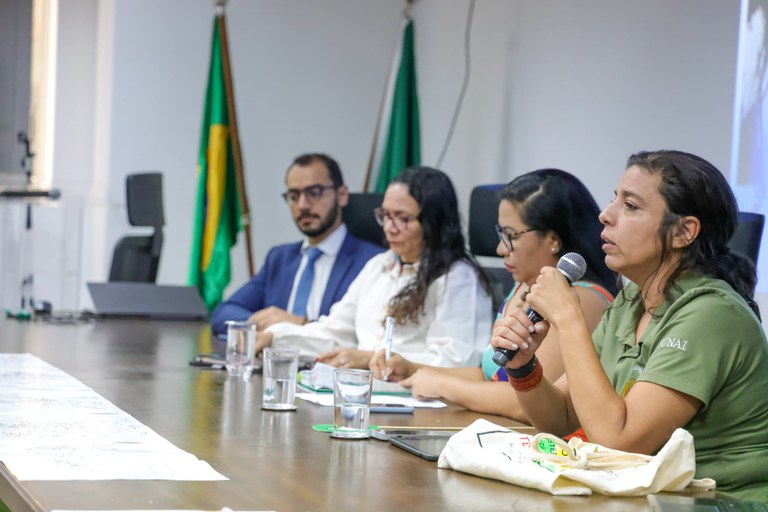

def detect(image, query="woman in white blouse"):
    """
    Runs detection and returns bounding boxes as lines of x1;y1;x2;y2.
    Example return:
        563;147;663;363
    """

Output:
255;167;493;369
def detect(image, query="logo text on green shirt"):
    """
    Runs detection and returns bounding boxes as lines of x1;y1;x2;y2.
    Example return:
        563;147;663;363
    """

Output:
658;337;688;351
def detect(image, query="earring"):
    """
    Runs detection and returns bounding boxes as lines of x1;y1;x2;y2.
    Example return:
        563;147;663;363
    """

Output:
551;247;557;254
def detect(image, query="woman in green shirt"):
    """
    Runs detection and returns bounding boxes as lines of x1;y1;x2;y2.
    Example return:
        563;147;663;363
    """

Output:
491;150;768;501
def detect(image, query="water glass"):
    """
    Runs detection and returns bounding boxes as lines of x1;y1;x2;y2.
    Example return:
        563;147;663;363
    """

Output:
225;321;257;379
262;347;299;411
332;369;373;439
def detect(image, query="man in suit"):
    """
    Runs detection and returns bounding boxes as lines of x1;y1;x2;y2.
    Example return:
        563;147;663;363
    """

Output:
211;153;383;335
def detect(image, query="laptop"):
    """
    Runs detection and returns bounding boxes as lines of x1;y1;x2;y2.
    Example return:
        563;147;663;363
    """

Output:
87;282;208;320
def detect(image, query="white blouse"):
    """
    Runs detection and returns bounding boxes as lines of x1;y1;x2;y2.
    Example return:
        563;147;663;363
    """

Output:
267;251;493;367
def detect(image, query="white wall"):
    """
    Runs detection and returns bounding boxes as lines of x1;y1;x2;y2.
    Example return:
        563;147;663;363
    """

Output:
508;1;737;197
104;0;406;294
33;0;764;314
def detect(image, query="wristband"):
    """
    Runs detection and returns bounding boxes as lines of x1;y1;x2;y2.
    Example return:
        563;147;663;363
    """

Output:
505;356;538;378
505;357;543;392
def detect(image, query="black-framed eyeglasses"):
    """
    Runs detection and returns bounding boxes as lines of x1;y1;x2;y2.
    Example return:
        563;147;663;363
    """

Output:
281;184;336;204
373;207;419;231
495;224;537;252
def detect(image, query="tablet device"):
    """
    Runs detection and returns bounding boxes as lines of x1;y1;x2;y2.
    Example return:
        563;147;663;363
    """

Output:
189;353;264;373
647;494;768;511
189;353;226;369
388;433;455;462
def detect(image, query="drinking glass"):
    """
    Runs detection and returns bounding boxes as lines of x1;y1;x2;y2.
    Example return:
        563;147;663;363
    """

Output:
225;321;257;379
332;369;373;439
262;347;299;411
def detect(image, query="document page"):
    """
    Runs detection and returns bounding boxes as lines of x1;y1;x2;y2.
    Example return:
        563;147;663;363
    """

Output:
0;353;227;481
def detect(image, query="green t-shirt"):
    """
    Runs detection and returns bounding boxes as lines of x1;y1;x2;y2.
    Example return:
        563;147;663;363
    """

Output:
593;273;768;501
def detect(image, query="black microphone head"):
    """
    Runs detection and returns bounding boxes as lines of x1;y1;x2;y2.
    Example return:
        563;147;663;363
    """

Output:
557;252;586;283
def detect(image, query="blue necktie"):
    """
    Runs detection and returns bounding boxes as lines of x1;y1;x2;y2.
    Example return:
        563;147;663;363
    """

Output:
291;247;323;318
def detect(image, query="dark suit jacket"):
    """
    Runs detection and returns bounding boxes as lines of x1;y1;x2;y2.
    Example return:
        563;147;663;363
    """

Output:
210;232;383;335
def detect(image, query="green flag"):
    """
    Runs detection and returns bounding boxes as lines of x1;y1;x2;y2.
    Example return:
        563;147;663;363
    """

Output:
188;18;241;312
374;19;421;193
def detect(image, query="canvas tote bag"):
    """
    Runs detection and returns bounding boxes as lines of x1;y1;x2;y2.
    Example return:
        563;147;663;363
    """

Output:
438;419;716;496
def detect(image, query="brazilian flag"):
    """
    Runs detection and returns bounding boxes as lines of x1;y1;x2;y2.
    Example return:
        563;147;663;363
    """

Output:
188;18;241;312
375;19;421;193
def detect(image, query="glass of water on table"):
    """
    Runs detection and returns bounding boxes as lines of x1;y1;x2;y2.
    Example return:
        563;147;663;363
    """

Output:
225;320;257;379
332;368;373;439
261;347;299;411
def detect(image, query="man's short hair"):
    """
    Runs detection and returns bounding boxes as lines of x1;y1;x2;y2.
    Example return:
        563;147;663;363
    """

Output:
288;153;344;188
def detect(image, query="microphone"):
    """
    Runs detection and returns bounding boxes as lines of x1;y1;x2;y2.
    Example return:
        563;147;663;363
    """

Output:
492;252;587;367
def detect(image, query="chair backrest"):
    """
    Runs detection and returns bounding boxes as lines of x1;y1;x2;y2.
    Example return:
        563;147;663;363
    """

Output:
469;184;504;256
126;173;165;228
728;211;765;266
342;192;386;248
468;184;513;313
109;172;165;282
109;236;161;283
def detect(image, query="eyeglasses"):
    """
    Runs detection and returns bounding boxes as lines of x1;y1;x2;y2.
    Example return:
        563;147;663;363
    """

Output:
495;224;537;252
373;207;419;231
282;184;336;204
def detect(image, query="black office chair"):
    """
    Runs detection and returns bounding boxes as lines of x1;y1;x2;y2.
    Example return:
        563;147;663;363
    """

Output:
728;211;764;266
469;184;514;314
109;172;165;282
343;192;387;248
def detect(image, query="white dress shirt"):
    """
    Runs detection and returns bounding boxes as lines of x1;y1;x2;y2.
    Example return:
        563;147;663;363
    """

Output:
269;251;493;367
286;224;347;320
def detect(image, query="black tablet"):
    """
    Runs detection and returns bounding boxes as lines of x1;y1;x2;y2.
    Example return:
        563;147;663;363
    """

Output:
648;494;768;512
388;433;455;462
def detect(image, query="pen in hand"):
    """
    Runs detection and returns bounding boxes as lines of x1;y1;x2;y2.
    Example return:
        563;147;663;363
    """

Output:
383;316;394;381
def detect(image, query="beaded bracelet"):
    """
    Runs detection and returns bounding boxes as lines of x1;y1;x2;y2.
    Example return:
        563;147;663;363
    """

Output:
505;357;543;392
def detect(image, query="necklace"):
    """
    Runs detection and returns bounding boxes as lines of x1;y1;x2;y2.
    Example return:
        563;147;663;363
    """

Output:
506;283;529;314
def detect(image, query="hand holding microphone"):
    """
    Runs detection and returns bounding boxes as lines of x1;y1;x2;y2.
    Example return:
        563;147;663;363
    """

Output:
492;252;587;367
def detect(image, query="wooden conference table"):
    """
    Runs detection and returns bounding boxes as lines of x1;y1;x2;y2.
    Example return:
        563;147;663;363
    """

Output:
0;317;667;511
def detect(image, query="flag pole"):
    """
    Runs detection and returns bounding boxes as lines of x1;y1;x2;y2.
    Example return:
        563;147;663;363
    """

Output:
215;0;255;277
362;81;388;193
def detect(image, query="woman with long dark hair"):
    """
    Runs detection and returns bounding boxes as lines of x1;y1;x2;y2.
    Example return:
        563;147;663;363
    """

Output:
492;151;768;500
370;169;617;421
257;167;493;369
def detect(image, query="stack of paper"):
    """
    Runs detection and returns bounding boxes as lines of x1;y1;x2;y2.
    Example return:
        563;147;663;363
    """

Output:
298;362;410;395
296;391;446;408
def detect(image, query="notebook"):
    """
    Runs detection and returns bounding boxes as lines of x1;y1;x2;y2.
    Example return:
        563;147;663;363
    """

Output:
87;282;208;320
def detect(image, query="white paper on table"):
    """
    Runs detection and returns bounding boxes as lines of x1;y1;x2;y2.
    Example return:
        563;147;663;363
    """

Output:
298;362;410;395
0;353;227;481
296;392;446;408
